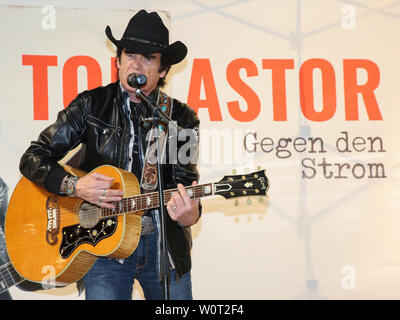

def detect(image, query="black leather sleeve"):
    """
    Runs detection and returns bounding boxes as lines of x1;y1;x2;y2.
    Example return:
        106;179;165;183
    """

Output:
19;94;88;194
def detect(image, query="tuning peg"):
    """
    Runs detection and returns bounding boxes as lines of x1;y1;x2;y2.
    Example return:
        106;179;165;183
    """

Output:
245;167;249;173
235;199;239;206
246;198;252;205
247;215;252;222
258;196;264;204
257;165;261;171
232;169;237;175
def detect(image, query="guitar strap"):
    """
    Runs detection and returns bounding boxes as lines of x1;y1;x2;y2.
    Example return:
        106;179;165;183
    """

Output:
140;89;173;193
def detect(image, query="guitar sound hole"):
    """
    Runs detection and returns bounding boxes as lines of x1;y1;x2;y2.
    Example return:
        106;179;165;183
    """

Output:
78;202;101;228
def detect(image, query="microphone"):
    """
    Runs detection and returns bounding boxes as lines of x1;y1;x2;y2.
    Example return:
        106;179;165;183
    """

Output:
127;73;147;88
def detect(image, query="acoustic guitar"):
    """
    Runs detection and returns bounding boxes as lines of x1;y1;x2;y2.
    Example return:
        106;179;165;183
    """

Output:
5;165;269;286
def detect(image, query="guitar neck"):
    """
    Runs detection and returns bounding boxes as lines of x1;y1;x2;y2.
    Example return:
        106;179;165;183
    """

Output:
101;183;214;217
0;262;24;293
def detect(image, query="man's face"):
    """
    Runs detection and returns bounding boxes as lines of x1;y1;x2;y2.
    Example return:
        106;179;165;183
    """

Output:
118;49;167;99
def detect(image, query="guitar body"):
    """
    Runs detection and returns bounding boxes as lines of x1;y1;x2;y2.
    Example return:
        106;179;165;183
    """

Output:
5;165;144;286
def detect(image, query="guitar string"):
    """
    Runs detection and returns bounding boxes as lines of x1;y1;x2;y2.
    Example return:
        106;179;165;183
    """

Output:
76;173;264;218
5;185;212;235
11;173;262;220
1;187;203;248
5;175;265;255
11;175;261;223
5;191;259;240
51;184;210;218
5;179;265;251
53;173;259;217
5;187;264;252
7;176;263;233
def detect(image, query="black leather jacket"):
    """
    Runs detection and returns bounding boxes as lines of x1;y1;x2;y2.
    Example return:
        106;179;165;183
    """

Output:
19;81;200;279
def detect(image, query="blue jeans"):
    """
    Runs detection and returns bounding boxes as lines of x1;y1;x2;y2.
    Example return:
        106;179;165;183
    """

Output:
83;231;192;300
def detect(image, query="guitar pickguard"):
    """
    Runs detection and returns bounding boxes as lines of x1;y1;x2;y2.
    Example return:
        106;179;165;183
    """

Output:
59;217;118;258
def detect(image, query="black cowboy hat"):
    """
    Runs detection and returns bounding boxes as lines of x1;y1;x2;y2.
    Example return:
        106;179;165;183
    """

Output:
105;9;187;65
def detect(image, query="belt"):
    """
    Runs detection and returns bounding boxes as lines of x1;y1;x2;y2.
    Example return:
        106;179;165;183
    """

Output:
141;215;155;235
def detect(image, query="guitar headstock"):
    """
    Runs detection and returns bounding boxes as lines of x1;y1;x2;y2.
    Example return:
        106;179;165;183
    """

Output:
214;168;269;199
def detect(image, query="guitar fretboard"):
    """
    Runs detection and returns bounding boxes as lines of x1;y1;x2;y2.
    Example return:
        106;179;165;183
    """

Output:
101;183;214;217
0;262;24;293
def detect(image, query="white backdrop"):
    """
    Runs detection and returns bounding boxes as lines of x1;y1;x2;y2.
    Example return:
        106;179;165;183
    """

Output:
0;0;399;300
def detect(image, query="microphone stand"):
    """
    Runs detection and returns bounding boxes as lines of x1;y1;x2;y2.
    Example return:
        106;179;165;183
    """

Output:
135;88;175;301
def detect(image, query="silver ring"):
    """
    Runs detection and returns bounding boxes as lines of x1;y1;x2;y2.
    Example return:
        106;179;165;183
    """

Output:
172;206;177;211
102;188;106;197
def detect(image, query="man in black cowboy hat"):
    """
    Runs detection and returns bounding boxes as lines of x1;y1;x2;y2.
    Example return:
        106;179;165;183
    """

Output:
19;9;201;300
